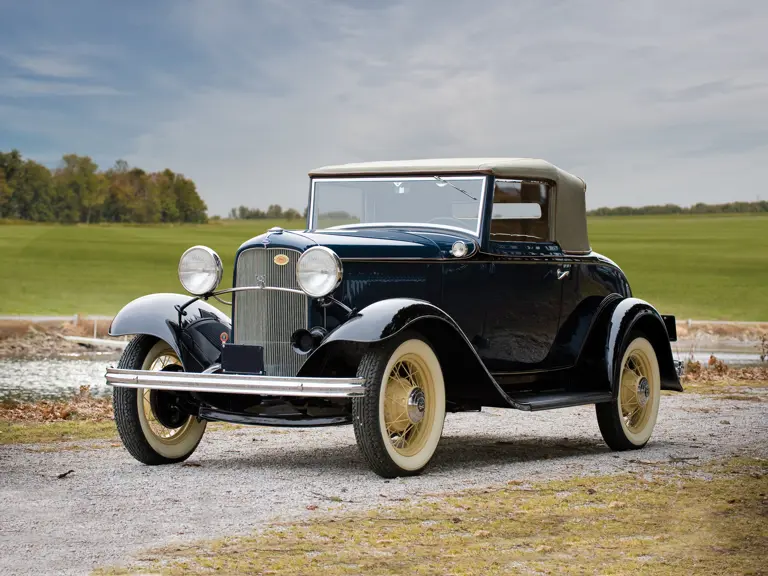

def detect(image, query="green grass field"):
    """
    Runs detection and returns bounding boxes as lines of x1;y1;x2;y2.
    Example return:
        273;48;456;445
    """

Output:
1;214;766;319
588;214;768;321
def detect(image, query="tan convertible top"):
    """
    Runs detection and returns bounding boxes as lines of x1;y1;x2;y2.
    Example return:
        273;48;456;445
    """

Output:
309;158;590;254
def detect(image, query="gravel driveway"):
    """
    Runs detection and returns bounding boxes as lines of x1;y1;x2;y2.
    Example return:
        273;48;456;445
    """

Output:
1;391;767;576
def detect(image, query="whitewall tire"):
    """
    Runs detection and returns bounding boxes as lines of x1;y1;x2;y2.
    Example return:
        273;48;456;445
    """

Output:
113;336;207;464
596;334;661;450
353;331;446;478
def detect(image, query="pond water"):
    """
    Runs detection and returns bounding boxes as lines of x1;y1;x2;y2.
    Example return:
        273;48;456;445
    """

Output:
672;351;764;366
0;350;763;403
0;352;120;403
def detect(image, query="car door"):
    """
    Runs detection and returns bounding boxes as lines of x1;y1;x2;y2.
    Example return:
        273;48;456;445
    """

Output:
480;245;563;372
478;179;564;373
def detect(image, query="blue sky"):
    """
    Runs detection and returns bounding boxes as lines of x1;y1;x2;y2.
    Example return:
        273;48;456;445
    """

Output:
1;0;766;216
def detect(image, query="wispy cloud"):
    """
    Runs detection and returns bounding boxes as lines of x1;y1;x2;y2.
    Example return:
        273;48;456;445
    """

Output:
0;42;124;97
0;77;122;97
4;52;91;78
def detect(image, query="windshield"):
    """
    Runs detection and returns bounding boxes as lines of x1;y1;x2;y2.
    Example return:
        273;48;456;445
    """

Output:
310;176;486;235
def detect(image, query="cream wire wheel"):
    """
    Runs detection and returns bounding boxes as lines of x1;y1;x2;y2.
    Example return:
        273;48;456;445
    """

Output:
113;336;206;465
353;333;446;478
596;334;661;450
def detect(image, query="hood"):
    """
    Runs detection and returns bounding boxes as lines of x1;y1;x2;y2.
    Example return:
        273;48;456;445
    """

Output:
237;226;478;260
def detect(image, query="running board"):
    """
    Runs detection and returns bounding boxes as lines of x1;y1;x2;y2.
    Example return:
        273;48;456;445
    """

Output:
506;390;613;411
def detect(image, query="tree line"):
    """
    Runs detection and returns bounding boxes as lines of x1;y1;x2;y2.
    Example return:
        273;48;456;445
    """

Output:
0;150;208;223
226;206;356;221
588;201;767;216
228;205;306;220
3;148;764;225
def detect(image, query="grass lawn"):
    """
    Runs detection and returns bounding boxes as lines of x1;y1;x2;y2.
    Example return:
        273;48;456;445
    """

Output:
0;219;291;316
0;420;117;445
1;213;767;319
589;213;768;321
98;457;768;576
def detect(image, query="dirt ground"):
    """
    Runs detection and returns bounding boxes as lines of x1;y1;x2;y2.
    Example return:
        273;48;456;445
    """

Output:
675;321;768;357
0;320;124;359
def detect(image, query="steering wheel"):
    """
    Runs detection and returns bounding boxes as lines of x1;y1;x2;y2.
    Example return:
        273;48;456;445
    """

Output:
427;216;466;228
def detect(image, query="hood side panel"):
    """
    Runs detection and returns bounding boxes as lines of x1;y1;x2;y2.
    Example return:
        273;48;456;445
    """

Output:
311;261;441;332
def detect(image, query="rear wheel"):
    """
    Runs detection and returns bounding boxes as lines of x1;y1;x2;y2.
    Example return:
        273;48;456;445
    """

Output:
113;335;206;464
353;331;446;478
596;333;661;450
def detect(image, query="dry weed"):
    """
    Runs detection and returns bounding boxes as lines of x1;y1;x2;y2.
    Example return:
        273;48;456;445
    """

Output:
0;385;112;422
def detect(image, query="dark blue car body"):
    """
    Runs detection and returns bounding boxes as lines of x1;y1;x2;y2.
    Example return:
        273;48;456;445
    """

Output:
111;166;682;427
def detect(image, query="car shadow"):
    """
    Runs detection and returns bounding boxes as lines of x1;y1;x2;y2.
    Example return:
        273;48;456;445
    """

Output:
193;432;616;476
430;434;609;472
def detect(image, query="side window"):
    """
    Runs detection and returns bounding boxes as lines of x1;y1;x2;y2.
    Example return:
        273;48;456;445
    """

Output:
490;179;551;241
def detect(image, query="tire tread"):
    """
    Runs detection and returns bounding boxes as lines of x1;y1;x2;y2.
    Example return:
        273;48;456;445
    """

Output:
113;335;199;465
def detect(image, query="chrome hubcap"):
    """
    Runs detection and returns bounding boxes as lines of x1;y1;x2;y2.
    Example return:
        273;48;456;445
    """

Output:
636;377;650;407
406;388;426;424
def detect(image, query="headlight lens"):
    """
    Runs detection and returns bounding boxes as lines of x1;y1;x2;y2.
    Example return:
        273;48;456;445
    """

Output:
296;247;342;298
178;246;223;295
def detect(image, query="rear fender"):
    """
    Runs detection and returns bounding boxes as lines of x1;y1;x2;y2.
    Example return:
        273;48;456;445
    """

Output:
583;297;683;394
298;298;525;409
109;293;231;372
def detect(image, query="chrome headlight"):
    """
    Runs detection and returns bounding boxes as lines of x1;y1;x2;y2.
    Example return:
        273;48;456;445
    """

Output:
296;247;342;298
178;246;223;295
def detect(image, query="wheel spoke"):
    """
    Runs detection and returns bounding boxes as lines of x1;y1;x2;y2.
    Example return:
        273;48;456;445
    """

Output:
380;351;439;458
401;423;414;444
139;350;191;442
627;405;642;425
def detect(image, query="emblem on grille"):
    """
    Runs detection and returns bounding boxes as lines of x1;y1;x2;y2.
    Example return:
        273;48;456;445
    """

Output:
273;254;290;266
255;274;266;288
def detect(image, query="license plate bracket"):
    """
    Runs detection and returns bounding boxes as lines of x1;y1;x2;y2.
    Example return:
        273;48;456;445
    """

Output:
221;344;265;375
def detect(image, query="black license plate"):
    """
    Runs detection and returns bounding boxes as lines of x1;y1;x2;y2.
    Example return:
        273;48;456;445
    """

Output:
221;344;265;374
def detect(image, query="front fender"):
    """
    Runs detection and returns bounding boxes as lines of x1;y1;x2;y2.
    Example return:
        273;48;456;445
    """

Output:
109;293;231;372
299;298;526;409
605;298;683;393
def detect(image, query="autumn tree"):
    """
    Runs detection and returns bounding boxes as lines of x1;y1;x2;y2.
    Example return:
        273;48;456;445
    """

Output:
54;154;105;223
0;151;210;224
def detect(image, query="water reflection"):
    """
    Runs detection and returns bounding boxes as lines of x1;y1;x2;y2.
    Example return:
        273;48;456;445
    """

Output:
0;353;120;402
671;351;764;365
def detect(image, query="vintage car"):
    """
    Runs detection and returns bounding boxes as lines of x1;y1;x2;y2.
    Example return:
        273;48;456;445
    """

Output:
106;158;683;478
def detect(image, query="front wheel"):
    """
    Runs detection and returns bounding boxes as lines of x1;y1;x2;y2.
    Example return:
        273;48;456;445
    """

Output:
353;331;446;478
596;333;661;451
113;335;207;465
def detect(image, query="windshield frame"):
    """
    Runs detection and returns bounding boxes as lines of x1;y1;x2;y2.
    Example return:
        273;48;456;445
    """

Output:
308;175;488;237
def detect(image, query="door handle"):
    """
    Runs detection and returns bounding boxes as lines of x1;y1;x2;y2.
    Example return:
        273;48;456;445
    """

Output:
557;267;571;281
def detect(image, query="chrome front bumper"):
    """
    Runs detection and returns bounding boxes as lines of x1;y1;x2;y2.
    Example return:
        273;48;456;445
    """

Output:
105;368;365;398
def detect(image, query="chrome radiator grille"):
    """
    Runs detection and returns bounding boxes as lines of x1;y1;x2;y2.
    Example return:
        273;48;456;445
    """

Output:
233;247;309;376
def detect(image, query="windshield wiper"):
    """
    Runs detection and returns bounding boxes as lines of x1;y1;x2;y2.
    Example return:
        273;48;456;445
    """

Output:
490;232;544;240
433;176;477;201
